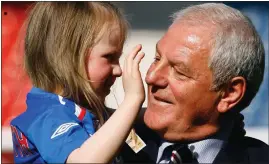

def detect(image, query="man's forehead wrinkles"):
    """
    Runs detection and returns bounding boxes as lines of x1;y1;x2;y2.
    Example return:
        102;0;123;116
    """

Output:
174;47;191;57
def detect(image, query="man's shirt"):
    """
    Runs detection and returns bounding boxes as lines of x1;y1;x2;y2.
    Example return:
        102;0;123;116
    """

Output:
157;139;225;163
150;120;234;163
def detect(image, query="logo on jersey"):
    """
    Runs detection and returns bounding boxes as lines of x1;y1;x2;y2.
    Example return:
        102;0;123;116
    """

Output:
51;122;79;139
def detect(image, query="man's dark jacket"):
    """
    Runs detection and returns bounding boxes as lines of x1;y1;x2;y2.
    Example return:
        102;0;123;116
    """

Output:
120;122;269;164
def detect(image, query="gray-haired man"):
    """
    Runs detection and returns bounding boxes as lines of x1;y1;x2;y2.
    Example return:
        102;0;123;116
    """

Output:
121;3;268;163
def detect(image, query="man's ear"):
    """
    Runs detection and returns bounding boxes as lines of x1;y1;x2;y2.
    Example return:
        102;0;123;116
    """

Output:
217;77;246;113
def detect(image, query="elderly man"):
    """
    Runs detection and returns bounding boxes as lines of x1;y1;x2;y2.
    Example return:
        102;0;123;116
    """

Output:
120;3;268;164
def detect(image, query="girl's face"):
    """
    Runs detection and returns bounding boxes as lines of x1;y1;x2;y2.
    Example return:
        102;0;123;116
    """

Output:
86;26;123;100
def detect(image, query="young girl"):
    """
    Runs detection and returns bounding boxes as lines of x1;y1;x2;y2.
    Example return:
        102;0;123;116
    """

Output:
10;2;145;163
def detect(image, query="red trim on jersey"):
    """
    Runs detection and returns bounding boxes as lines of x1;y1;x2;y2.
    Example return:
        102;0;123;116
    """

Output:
78;107;86;121
11;125;29;149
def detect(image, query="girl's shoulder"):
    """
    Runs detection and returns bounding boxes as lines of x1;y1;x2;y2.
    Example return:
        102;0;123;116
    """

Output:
11;87;96;137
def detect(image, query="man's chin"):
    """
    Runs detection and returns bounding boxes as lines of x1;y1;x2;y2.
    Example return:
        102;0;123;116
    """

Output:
144;117;191;142
143;109;168;133
143;116;181;142
144;112;220;142
143;109;190;142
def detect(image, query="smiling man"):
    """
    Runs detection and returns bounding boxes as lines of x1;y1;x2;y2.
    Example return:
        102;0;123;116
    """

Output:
121;3;268;164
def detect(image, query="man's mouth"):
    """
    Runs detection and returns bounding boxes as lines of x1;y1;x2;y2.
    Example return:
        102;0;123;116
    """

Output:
152;95;173;104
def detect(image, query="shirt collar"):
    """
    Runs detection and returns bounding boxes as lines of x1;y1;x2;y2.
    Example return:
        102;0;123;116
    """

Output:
156;120;234;163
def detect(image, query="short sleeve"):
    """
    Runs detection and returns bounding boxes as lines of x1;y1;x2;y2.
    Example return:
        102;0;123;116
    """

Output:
28;105;91;163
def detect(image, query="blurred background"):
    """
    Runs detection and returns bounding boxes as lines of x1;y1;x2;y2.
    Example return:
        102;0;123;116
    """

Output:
2;2;268;163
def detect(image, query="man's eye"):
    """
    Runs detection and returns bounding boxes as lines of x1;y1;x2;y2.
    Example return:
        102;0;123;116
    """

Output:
171;68;188;80
153;56;160;62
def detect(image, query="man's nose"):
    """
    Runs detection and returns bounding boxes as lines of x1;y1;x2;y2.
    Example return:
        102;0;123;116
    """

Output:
145;63;168;88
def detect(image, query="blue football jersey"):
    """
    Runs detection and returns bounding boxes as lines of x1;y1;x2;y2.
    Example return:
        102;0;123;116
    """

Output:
10;87;97;163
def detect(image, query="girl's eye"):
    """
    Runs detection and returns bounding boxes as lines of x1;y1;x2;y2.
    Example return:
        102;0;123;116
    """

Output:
104;54;121;64
104;54;114;61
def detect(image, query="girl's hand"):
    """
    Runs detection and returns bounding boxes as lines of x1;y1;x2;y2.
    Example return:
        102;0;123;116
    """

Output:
122;44;145;103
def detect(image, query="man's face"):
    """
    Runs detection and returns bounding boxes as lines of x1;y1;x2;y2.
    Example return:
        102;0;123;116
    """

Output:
144;22;221;141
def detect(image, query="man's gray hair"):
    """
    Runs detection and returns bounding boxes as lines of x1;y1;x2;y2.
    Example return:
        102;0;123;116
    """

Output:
171;3;265;110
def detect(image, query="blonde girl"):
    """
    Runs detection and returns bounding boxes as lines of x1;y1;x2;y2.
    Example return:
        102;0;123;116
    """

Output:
10;2;145;163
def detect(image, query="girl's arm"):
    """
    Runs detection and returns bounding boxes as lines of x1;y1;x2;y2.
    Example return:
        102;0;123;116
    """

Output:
67;44;145;163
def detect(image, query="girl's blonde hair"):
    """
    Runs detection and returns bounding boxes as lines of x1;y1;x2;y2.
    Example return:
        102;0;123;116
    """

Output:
24;2;128;125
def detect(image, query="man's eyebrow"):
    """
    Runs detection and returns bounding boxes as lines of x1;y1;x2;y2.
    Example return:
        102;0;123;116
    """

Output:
172;48;192;73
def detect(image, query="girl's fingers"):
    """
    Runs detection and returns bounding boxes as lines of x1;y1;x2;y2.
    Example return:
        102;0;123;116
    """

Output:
127;44;142;74
129;44;142;60
132;52;145;77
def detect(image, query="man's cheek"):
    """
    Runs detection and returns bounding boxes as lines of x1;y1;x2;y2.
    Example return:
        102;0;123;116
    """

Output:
169;78;196;103
168;78;184;102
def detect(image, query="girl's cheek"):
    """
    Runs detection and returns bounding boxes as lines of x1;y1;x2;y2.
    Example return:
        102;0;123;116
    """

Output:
87;61;112;82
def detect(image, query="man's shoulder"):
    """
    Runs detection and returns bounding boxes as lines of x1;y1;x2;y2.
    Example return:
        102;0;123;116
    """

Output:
241;136;269;161
242;136;268;147
215;136;269;163
231;136;269;152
